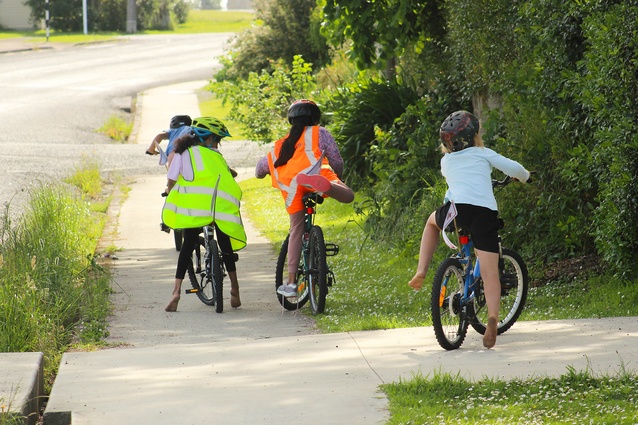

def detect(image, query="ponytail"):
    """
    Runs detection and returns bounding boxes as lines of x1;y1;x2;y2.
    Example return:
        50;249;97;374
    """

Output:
274;116;315;168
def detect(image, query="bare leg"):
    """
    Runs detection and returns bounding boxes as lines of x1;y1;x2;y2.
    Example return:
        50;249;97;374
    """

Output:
165;278;182;312
476;248;500;348
229;271;241;308
325;181;354;203
297;174;354;204
287;211;305;284
409;212;441;290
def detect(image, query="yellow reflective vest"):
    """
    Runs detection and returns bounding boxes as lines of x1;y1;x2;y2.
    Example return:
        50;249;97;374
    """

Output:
162;145;246;251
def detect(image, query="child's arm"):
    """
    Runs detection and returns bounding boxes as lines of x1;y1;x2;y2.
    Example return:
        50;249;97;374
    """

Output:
147;132;169;155
486;149;530;182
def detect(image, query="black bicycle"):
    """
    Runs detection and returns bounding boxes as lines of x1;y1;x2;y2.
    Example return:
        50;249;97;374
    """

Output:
431;177;529;350
275;193;339;314
185;224;231;313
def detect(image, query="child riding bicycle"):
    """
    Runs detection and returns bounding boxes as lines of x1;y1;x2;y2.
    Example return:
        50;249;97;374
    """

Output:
162;117;246;312
146;114;192;166
408;110;530;349
255;100;354;298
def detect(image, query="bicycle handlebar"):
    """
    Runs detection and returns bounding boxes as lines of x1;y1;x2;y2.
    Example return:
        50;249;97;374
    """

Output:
492;176;513;188
492;172;534;189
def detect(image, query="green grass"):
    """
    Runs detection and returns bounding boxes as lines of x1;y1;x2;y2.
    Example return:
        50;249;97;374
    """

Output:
0;160;112;392
383;367;638;425
0;9;254;41
98;115;133;143
166;9;254;34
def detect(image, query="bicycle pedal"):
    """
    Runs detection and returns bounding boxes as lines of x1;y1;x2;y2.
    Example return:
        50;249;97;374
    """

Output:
185;288;200;294
325;243;339;256
327;270;335;286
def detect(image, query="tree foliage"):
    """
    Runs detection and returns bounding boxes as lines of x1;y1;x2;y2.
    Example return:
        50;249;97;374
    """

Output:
320;0;445;70
210;55;318;144
215;0;330;82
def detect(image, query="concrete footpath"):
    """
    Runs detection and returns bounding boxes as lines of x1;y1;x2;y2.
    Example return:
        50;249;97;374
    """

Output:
0;67;636;424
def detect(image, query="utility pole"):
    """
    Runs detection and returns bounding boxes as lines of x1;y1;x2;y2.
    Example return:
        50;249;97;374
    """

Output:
83;0;88;34
45;0;49;41
126;0;137;33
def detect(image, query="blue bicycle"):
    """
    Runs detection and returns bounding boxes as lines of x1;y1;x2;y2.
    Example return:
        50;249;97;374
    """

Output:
431;177;529;350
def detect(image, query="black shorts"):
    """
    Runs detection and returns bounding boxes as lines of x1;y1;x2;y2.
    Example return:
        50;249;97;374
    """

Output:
435;203;500;253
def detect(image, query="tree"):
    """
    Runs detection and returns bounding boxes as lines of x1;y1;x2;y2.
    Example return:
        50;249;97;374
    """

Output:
217;0;330;82
320;0;445;71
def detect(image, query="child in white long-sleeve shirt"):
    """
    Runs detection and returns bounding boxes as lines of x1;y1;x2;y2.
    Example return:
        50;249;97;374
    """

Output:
408;110;530;349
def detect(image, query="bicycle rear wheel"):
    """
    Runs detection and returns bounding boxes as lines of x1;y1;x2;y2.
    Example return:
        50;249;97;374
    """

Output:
470;248;528;335
210;243;224;313
431;258;469;350
275;235;309;310
187;235;214;306
308;226;327;315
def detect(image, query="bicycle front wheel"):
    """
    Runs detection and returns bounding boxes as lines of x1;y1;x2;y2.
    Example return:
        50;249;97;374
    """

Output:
275;235;309;310
187;235;214;306
431;257;469;350
210;243;224;313
470;248;528;335
308;226;327;315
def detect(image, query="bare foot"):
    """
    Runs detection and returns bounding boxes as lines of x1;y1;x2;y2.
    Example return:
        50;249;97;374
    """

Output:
408;274;425;291
230;289;241;308
483;317;498;349
165;294;180;312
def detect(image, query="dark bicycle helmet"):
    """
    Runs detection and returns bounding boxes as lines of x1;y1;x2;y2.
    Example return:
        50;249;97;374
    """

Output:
287;99;321;125
169;115;192;129
191;116;231;140
439;110;480;152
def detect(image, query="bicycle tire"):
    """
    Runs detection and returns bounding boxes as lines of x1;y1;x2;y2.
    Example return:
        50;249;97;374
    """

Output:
210;243;224;313
308;226;328;315
470;248;529;335
431;257;469;350
187;235;214;306
174;229;183;251
275;235;309;310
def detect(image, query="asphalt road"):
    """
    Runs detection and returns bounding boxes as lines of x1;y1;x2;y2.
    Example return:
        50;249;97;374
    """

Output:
0;34;235;215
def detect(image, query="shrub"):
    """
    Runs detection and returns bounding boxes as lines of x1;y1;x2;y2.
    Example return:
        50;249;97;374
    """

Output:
210;55;317;143
214;0;330;82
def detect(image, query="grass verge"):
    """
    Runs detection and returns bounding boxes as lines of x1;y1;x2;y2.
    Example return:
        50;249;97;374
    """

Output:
0;10;254;42
383;367;638;424
0;160;112;392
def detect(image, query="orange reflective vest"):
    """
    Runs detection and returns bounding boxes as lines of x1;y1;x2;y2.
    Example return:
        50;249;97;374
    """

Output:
267;126;334;214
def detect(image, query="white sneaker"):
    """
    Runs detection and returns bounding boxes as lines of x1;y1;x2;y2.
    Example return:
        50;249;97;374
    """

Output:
277;283;297;297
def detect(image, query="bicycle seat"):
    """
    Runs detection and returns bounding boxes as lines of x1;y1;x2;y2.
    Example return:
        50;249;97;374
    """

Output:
302;192;324;207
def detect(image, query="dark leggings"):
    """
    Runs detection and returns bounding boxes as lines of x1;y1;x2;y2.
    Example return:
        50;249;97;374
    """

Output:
175;226;236;279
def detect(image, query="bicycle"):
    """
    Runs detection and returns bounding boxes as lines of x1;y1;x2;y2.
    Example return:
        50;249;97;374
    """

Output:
431;176;529;350
162;192;230;313
275;193;339;314
185;225;234;313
